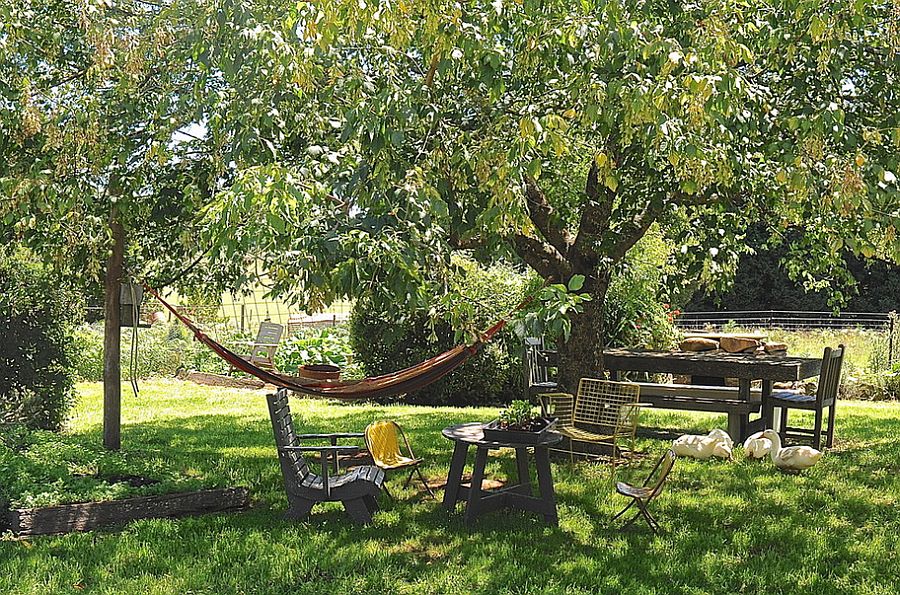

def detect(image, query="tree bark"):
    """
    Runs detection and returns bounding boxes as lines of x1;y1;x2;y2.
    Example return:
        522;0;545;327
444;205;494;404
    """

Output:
103;206;125;450
557;270;611;392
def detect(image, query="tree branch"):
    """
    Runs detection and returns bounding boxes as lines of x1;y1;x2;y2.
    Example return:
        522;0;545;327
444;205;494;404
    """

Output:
511;233;572;282
523;174;574;257
608;200;665;261
573;160;616;261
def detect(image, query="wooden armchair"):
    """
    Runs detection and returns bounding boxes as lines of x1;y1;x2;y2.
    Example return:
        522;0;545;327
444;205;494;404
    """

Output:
541;378;643;475
266;389;384;524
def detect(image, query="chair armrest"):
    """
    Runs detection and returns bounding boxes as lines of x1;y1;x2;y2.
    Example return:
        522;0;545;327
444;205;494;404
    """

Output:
297;433;365;440
281;445;361;454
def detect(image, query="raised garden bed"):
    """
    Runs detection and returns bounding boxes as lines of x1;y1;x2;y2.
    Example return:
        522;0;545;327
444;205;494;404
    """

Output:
3;487;250;536
1;428;248;536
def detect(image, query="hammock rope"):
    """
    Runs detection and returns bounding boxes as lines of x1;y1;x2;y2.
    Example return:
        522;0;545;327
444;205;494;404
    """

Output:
144;284;534;401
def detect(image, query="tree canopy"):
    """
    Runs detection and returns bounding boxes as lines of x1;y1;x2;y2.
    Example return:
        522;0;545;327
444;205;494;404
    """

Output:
2;0;899;389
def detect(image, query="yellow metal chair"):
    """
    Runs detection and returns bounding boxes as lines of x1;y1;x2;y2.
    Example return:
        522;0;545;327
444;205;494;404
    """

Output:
541;378;642;475
364;420;435;499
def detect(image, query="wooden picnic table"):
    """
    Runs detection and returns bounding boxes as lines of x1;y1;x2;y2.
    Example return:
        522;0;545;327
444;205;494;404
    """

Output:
441;423;563;526
602;348;823;440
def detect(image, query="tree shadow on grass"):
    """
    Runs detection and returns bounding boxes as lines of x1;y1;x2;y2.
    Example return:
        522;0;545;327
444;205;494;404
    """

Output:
6;402;899;593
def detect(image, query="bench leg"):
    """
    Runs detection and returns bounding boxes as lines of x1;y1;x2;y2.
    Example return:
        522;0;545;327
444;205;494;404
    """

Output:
284;497;315;521
363;494;379;514
727;413;747;444
343;497;374;524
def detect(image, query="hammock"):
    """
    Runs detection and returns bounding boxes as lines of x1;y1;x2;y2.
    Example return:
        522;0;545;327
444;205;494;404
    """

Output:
145;285;517;401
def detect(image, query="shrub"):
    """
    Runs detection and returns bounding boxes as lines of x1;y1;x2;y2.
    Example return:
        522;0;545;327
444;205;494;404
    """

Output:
350;258;528;406
0;252;78;431
603;226;678;350
71;321;234;381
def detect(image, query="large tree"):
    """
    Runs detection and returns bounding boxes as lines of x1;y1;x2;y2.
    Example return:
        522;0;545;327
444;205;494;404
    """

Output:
194;0;899;389
0;0;215;448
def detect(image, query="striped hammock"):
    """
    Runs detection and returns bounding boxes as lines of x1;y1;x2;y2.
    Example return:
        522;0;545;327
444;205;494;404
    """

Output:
146;285;512;401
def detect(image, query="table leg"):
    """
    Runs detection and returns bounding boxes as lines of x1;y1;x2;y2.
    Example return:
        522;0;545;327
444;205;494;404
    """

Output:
464;447;489;525
515;447;531;495
729;379;752;441
533;446;558;526
760;379;775;432
442;442;469;511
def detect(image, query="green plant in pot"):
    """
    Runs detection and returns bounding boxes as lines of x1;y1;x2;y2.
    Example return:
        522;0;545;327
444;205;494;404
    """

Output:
498;400;542;431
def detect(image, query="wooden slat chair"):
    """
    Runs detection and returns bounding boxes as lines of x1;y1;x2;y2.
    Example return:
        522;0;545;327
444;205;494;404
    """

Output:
365;420;435;499
235;322;284;372
541;378;643;475
524;337;559;401
767;345;845;450
612;449;676;534
266;389;385;524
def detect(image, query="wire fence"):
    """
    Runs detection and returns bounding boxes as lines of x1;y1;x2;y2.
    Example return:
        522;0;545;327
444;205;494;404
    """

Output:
85;299;353;335
675;310;894;331
676;310;900;370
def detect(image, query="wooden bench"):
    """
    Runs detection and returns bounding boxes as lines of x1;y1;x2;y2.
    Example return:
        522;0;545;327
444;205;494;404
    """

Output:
634;382;762;438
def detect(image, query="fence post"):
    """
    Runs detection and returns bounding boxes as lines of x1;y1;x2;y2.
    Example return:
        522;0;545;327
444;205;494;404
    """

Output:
240;304;246;333
889;314;895;369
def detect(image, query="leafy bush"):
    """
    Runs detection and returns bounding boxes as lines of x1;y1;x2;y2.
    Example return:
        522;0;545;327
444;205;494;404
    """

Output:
350;258;529;406
0;252;77;431
603;226;678;350
275;326;363;379
71;321;233;381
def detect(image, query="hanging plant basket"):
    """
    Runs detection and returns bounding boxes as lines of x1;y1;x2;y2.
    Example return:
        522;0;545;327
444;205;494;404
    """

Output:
297;364;341;382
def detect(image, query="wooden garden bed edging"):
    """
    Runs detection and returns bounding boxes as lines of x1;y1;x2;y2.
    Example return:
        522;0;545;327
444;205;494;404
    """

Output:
3;487;249;537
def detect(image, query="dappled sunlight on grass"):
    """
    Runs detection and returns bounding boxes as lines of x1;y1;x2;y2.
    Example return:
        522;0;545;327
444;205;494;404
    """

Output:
2;380;899;594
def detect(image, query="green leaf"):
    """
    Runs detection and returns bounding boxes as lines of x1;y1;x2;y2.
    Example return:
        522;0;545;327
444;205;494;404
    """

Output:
567;275;585;291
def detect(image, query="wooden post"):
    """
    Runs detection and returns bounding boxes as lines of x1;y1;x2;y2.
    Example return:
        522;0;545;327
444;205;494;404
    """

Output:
103;205;125;450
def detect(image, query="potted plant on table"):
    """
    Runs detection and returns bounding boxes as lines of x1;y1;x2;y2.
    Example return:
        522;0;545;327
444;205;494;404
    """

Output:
483;400;557;443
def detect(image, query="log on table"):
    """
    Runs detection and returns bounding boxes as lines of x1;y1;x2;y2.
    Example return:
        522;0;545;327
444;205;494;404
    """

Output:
720;336;760;353
680;337;719;351
4;487;250;537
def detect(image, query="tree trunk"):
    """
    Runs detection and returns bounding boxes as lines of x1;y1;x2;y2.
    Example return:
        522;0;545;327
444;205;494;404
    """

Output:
557;271;610;392
103;207;125;450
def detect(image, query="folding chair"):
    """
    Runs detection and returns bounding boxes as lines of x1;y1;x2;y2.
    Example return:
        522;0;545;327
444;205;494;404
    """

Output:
612;449;676;534
365;420;435;499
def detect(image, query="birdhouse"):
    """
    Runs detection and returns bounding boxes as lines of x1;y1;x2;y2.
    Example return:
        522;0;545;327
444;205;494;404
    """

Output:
120;283;150;328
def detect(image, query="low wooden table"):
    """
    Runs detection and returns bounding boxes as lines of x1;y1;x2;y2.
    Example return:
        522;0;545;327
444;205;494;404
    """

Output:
441;423;563;526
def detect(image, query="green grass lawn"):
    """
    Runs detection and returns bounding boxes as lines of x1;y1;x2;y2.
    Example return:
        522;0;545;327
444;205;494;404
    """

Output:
3;379;899;594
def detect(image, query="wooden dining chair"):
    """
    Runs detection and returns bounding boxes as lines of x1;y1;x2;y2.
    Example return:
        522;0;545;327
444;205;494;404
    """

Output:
769;345;844;449
612;449;676;534
525;337;559;400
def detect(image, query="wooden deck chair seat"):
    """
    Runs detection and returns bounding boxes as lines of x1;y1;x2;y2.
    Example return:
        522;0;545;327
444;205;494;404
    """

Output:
541;378;643;475
267;389;385;524
365;420;435;498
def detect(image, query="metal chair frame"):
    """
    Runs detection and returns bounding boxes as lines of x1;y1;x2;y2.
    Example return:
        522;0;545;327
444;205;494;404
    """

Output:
612;449;676;534
365;420;435;499
541;378;643;475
